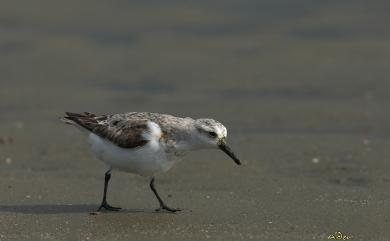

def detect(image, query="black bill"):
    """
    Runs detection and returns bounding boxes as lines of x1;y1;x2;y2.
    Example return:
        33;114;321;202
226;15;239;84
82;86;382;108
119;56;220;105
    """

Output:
218;141;241;165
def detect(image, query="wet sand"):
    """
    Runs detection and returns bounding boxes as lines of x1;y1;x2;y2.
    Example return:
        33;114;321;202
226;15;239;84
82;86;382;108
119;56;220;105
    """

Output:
1;0;390;240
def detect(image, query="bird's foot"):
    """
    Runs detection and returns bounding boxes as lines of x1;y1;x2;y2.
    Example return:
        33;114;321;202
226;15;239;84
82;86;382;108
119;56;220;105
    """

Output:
155;204;181;213
97;202;122;212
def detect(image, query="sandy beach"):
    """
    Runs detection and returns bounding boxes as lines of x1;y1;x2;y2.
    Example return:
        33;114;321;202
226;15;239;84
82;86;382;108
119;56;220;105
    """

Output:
1;0;390;240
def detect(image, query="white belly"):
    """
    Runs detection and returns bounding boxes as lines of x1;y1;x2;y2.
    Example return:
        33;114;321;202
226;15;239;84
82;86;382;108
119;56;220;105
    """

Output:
87;133;177;176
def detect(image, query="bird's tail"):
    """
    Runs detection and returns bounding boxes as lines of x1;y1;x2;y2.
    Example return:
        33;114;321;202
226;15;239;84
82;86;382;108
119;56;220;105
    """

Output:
60;116;75;125
60;112;97;133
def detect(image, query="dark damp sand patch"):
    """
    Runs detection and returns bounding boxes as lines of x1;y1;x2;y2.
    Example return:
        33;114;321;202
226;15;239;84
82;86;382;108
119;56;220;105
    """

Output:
0;204;97;214
0;204;161;215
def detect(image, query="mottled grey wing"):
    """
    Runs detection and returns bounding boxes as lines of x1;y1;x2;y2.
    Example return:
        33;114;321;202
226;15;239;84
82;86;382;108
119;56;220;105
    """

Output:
64;112;149;148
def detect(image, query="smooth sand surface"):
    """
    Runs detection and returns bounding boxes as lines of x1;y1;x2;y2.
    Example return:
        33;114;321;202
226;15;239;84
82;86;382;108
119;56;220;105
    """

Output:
1;0;390;240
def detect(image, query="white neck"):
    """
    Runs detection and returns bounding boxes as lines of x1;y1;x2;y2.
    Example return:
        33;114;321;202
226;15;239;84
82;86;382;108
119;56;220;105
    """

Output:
174;129;213;152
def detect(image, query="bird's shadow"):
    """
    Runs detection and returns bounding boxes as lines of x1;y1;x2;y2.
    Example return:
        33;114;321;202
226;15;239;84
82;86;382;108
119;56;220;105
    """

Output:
0;204;156;214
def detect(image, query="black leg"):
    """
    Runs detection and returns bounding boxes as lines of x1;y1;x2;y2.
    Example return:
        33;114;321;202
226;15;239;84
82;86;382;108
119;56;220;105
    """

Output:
97;169;121;211
150;177;181;212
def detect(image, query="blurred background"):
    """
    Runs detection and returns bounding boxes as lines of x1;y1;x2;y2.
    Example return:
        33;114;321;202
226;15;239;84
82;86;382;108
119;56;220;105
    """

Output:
0;0;390;240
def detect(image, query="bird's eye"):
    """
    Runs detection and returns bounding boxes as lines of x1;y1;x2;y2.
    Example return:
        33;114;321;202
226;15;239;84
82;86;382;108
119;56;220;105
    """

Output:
208;131;217;138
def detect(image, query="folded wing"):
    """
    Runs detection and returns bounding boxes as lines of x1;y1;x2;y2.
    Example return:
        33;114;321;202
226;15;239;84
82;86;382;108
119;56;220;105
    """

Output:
63;112;149;148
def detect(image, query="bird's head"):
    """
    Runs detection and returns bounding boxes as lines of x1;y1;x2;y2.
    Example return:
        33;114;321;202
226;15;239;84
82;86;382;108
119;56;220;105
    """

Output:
194;118;241;165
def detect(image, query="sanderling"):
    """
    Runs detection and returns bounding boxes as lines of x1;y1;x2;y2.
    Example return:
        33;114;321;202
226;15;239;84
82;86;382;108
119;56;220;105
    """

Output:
62;112;241;212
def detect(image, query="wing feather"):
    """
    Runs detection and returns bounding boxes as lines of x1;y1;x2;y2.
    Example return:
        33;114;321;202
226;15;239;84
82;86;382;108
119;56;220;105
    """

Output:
64;112;149;148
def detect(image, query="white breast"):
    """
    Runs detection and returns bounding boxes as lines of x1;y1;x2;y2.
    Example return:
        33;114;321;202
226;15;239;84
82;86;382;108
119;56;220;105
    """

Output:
87;121;177;176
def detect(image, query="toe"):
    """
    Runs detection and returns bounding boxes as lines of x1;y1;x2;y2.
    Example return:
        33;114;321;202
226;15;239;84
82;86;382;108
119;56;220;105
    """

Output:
107;206;121;211
98;203;122;212
163;206;181;213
